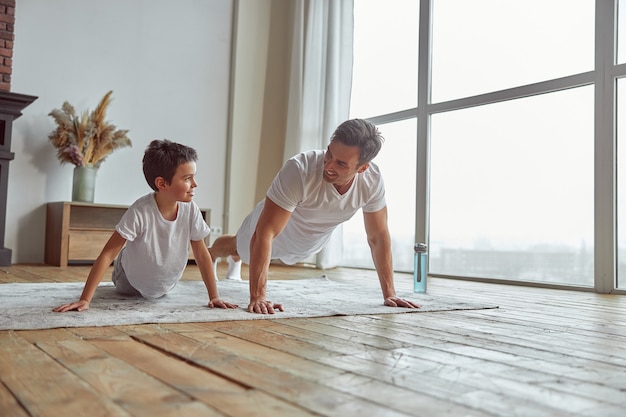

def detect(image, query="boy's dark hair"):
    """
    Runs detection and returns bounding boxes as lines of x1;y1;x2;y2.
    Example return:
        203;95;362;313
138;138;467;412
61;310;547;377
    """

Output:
330;119;384;166
143;139;198;191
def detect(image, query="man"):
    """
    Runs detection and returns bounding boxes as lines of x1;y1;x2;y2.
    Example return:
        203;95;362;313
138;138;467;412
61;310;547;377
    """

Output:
210;119;420;314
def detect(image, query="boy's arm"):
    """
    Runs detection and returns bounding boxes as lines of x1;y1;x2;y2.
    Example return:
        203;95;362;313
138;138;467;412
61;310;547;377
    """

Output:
53;231;127;312
190;240;238;309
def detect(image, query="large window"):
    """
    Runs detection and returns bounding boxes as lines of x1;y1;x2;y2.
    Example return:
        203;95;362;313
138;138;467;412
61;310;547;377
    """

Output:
618;78;625;289
430;87;594;285
618;0;626;289
345;0;419;272
350;0;418;118
348;0;625;293
342;119;417;271
617;0;626;64
431;0;594;103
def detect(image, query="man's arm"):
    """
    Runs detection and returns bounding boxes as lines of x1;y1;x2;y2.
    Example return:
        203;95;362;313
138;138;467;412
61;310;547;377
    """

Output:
363;207;420;308
191;240;237;309
53;231;127;312
247;197;292;314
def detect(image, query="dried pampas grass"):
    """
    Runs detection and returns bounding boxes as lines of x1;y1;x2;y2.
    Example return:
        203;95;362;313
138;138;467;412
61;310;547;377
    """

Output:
48;91;132;167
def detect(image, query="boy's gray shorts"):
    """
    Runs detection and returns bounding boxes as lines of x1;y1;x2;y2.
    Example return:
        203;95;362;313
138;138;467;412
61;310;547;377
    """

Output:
111;251;141;296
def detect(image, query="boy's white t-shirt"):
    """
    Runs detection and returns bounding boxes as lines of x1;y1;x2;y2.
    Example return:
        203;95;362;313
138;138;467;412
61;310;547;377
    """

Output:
236;150;386;264
115;193;210;298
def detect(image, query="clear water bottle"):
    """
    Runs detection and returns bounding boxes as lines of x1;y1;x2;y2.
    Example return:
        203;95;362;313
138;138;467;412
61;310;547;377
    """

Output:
413;243;427;293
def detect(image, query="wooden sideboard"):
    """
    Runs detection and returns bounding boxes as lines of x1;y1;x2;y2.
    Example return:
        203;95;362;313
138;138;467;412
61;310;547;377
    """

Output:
45;201;210;267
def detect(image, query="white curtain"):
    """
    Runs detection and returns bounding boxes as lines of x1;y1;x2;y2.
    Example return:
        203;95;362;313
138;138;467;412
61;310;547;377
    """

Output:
283;0;354;269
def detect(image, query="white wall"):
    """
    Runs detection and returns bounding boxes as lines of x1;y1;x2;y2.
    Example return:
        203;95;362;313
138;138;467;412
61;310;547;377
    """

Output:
9;0;233;263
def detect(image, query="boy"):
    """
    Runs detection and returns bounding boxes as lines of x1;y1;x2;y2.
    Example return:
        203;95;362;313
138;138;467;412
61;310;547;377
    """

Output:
54;139;237;312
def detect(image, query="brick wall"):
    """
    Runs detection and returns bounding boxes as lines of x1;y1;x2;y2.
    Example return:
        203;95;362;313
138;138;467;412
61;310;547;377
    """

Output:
0;0;14;92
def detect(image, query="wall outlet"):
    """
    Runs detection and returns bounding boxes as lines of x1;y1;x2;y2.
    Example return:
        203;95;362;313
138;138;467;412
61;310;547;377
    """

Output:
211;227;222;235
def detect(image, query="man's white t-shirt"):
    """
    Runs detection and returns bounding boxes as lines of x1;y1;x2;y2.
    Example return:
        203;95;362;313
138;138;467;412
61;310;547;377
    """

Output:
236;150;386;264
115;193;210;298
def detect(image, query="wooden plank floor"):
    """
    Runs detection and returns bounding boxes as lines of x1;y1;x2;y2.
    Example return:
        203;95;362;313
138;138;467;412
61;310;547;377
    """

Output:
1;262;625;417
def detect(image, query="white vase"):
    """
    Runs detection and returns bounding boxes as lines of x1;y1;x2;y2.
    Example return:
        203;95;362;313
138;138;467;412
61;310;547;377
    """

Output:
72;166;98;203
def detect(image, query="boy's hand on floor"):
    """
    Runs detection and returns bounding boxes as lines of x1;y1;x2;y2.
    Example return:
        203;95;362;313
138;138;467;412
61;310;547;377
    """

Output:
53;300;90;313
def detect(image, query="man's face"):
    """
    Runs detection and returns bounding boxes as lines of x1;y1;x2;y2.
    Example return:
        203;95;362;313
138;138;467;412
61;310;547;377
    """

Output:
323;141;368;187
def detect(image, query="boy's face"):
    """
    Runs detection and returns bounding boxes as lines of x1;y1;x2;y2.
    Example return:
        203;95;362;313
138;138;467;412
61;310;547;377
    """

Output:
163;161;197;202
